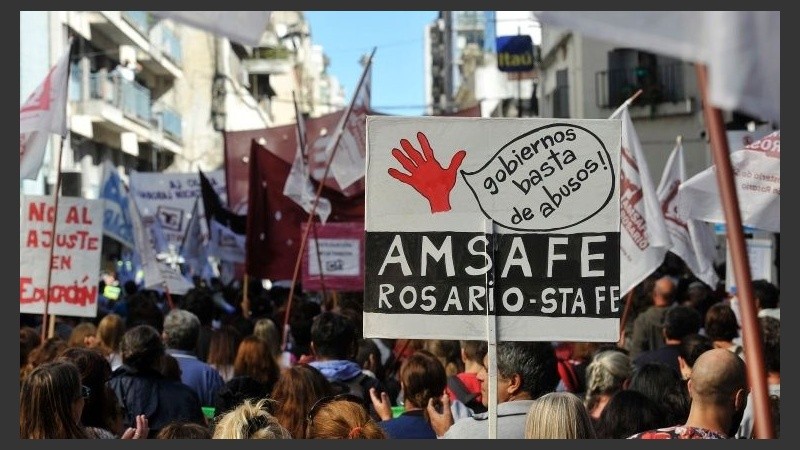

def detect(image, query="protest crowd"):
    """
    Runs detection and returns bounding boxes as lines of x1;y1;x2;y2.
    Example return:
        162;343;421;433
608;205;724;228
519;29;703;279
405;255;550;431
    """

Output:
19;259;780;439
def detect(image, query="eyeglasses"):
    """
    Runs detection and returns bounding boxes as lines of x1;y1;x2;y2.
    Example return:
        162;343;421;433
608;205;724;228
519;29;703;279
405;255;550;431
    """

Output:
80;385;91;399
306;394;364;426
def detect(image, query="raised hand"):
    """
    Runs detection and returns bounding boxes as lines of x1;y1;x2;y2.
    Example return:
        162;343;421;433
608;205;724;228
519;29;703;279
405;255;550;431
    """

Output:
388;132;466;213
426;393;454;437
120;414;149;439
369;387;393;421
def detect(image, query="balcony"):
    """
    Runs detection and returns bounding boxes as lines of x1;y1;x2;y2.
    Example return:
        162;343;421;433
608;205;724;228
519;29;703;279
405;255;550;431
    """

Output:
121;10;150;37
160;26;182;66
595;63;694;116
69;67;183;155
241;45;293;75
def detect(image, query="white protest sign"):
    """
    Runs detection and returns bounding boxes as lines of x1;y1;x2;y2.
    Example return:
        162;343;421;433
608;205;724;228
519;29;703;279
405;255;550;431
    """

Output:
20;196;103;318
129;170;227;249
364;116;621;341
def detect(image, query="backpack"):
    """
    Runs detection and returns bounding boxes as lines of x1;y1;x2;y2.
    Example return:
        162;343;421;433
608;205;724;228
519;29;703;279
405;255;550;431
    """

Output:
447;375;487;414
330;372;384;419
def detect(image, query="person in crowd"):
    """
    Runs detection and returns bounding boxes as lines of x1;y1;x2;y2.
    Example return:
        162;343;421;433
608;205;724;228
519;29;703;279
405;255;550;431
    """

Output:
207;325;242;382
308;312;384;413
68;322;98;348
444;340;488;413
306;395;387;439
752;279;780;320
620;275;658;351
423;339;463;377
20;326;41;382
629;348;749;439
627;362;690;426
270;364;333;438
20;336;68;382
629;275;676;359
583;349;632;423
682;280;717;323
253;317;286;367
96;313;125;371
181;288;216;362
108;325;206;437
523;392;596;439
356;338;399;405
429;341;560;439
212;336;280;416
595;390;666;439
163;308;225;407
159;353;183;381
211;398;291;439
56;347;123;438
633;305;702;373
155;422;212;439
704;303;744;359
677;333;714;381
736;316;780;439
20;360;148;439
370;350;446;439
125;290;165;331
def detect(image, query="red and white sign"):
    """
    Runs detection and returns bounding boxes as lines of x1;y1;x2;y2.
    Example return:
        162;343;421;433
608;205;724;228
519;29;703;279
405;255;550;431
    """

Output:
20;196;103;318
679;131;780;233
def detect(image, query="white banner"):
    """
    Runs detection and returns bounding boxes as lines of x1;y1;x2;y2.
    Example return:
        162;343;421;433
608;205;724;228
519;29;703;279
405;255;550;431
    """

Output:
656;143;719;288
365;116;621;341
20;40;72;180
679;131;780;233
20;196;103;318
307;238;360;276
207;219;246;263
129;170;227;250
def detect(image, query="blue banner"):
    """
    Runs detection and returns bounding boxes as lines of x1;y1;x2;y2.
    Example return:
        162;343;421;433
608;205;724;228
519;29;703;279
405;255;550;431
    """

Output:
101;161;135;248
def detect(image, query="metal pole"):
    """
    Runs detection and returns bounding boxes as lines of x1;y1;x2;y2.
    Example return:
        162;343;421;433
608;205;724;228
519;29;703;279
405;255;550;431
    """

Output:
695;63;773;439
485;219;497;439
41;137;66;341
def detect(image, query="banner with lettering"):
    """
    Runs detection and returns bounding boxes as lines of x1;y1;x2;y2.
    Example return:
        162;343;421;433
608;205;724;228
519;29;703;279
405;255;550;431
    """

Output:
301;222;365;292
20;196;104;318
364;116;621;341
129;170;227;250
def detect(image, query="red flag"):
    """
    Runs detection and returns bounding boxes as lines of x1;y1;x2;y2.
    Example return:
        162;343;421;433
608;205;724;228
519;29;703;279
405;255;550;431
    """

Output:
245;140;365;280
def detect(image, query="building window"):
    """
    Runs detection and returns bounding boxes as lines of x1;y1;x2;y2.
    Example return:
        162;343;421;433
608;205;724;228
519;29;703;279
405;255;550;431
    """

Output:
600;49;686;109
553;69;569;118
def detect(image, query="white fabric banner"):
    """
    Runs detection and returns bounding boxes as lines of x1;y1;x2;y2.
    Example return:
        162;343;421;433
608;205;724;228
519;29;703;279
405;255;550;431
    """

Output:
533;11;780;126
20;40;72;180
284;97;332;222
656;143;720;288
207;219;246;263
679;131;780;233
326;60;372;189
610;106;672;296
151;11;271;47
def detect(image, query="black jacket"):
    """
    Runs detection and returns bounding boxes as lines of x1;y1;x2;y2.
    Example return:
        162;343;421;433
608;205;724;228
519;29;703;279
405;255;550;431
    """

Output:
108;365;206;437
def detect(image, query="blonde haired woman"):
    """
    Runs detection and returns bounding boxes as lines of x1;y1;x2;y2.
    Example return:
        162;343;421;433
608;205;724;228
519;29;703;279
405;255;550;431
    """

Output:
212;399;291;439
524;392;596;439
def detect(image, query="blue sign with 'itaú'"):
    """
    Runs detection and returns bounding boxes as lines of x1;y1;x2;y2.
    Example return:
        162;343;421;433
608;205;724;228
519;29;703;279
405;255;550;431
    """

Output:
496;35;534;72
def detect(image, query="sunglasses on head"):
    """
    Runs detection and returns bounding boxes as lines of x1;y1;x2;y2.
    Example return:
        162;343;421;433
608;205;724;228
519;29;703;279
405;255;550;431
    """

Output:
306;393;364;425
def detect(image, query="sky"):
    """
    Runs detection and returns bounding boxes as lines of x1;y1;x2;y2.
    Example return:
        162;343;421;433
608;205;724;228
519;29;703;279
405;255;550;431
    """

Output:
305;11;438;117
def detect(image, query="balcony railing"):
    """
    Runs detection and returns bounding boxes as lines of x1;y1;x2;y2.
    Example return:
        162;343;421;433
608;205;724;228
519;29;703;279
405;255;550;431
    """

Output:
157;106;183;142
122;11;150;36
595;63;687;109
72;69;158;125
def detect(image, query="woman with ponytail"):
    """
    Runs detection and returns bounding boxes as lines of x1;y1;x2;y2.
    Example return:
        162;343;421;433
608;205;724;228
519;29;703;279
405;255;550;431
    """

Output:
305;395;386;439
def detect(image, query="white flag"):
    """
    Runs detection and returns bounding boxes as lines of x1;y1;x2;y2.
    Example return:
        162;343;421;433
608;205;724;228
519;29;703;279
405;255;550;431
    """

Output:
679;131;780;233
129;188;193;295
180;198;208;276
533;11;779;126
151;11;271;47
207;219;247;263
611;105;672;295
657;142;720;288
325;54;373;189
283;94;332;223
20;40;72;180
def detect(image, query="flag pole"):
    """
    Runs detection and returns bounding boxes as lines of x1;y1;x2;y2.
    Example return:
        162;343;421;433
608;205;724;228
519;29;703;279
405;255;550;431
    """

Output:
310;221;328;302
617;290;635;348
695;63;772;438
41;136;66;341
281;48;377;351
609;89;644;119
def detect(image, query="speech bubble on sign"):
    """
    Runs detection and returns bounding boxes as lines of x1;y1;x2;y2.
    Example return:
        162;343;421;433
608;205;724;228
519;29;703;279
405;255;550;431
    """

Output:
461;123;615;232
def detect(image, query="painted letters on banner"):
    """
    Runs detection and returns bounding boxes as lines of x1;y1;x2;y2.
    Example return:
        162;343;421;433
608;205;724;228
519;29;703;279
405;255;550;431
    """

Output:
20;196;103;318
364;117;621;341
301;222;365;292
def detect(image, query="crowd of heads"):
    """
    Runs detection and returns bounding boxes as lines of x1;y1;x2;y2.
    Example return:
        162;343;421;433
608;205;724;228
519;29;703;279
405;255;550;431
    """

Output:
18;271;779;439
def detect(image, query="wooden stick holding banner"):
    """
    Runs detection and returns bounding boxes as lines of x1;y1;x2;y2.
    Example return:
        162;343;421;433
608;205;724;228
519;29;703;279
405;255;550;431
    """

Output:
282;47;377;351
695;64;772;438
41;138;66;341
485;219;498;439
616;290;635;347
310;222;328;302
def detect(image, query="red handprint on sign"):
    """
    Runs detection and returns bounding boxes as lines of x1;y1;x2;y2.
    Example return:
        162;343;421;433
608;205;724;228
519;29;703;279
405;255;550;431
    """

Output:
388;132;466;213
